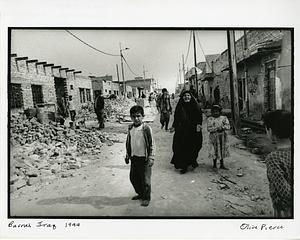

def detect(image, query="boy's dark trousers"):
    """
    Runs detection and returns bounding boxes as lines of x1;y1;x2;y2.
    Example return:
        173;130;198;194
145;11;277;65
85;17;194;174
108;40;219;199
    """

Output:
130;156;152;201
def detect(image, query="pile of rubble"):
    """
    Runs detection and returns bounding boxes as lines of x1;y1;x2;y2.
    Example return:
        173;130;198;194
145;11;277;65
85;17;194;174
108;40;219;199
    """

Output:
10;112;123;193
76;98;135;122
104;98;135;120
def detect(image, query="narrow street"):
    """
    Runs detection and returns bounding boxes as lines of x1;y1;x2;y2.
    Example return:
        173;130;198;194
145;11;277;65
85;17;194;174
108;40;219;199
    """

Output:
10;100;273;217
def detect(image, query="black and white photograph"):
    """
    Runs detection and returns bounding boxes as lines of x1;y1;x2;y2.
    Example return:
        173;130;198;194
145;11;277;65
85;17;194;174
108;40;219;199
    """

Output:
8;28;294;218
1;0;299;239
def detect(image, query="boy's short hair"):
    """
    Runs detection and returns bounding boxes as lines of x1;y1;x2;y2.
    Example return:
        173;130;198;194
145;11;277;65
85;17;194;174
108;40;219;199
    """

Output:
130;105;144;117
162;88;168;93
263;110;292;139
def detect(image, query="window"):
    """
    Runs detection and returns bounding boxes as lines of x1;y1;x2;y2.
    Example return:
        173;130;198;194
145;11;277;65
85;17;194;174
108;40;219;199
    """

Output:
11;83;23;108
86;89;91;101
31;84;44;106
79;88;86;103
105;89;107;93
70;85;74;90
109;90;111;94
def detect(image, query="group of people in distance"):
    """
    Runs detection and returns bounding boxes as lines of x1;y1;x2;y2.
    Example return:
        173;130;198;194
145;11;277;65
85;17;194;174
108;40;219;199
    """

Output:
124;86;292;218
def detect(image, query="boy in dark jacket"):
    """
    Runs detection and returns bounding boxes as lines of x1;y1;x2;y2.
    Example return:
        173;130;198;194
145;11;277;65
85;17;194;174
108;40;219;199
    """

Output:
125;105;155;207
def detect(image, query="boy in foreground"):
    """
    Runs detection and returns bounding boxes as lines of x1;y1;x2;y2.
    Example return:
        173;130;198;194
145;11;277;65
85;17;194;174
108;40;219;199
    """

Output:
125;105;155;207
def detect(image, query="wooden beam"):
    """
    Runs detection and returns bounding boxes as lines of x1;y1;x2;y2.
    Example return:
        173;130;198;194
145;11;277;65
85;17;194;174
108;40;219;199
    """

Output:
66;69;75;72
26;59;38;63
44;63;54;67
36;61;47;65
11;53;17;57
52;66;61;69
59;68;69;71
15;57;28;61
74;71;82;74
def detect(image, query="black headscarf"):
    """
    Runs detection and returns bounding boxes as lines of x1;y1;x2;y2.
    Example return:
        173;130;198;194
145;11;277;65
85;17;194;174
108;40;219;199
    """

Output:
173;90;202;130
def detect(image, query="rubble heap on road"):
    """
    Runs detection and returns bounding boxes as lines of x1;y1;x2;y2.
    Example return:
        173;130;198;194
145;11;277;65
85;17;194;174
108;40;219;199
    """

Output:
76;98;135;122
104;98;135;120
10;112;124;193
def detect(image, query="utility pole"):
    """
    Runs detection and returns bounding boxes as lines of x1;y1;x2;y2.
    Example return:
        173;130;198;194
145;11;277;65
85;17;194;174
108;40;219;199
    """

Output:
227;30;241;136
182;54;185;84
179;62;182;85
116;64;120;83
116;64;120;96
143;65;147;94
243;30;249;116
192;30;198;98
119;43;126;99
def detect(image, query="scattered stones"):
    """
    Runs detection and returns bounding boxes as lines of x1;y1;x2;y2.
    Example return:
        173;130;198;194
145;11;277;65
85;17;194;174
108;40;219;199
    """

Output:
10;99;134;193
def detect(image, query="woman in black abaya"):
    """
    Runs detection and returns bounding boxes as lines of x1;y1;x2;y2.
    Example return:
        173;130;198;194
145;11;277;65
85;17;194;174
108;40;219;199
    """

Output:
170;90;203;174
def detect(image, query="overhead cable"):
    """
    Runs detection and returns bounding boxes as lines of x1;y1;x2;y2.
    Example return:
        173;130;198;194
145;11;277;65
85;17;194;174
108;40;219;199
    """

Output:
195;31;213;72
122;55;139;77
65;30;120;57
184;31;192;65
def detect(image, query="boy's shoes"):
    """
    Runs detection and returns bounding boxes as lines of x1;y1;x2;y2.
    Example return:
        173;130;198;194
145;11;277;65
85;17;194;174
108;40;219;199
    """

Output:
141;200;150;207
131;195;142;200
161;124;164;129
180;169;187;174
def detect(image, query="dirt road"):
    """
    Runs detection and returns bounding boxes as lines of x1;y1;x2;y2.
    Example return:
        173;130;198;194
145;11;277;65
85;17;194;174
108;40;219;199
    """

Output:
10;103;273;217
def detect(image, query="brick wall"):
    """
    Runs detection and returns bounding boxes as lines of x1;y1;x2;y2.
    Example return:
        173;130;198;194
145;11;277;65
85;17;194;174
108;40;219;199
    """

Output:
11;56;56;109
73;75;93;111
277;30;292;111
208;29;291;119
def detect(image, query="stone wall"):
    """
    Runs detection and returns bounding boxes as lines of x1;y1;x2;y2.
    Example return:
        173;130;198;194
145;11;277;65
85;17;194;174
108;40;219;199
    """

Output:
11;56;56;109
73;75;93;110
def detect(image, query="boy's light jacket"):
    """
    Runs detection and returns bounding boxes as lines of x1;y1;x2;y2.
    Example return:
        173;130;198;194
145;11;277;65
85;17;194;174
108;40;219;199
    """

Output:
126;123;155;161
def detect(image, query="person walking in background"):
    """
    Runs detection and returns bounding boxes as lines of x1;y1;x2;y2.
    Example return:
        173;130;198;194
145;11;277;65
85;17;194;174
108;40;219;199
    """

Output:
155;93;162;112
125;105;155;207
68;95;76;122
207;105;231;169
159;88;172;131
169;90;203;174
94;91;105;129
263;110;292;218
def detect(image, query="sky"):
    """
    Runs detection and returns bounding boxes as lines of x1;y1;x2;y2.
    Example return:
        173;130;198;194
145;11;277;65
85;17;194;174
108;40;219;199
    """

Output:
11;29;244;93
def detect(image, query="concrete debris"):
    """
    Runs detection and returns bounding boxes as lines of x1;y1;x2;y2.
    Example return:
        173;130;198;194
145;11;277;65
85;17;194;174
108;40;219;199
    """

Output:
10;111;125;192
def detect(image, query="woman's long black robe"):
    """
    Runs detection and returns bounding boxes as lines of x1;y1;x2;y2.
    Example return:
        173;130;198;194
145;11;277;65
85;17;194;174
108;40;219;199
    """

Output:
170;98;203;170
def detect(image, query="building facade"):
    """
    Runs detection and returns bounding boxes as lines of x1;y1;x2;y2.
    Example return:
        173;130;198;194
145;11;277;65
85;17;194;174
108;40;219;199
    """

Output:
185;30;292;121
10;54;93;113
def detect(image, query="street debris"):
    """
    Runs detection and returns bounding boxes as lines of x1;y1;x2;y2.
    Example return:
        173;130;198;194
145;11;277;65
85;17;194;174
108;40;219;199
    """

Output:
10;110;126;193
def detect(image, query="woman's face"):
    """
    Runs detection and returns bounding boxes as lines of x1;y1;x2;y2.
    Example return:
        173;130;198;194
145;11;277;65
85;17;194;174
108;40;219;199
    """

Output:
182;93;191;102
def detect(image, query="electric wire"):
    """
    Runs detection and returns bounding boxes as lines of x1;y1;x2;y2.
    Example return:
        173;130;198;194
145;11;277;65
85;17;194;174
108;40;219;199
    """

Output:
195;31;213;72
65;30;120;57
122;55;139;77
184;31;192;66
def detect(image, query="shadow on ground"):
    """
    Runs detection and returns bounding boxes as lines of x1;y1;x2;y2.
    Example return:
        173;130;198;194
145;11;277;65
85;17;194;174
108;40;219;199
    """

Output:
37;195;133;209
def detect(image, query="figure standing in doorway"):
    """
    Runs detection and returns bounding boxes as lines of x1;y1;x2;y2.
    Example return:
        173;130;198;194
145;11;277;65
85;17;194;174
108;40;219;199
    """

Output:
68;95;76;122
